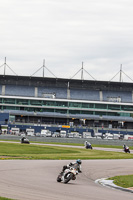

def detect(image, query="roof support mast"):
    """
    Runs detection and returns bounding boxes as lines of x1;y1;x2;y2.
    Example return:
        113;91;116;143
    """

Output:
70;62;96;80
43;59;45;77
31;59;57;78
4;57;6;75
81;62;84;80
120;64;122;82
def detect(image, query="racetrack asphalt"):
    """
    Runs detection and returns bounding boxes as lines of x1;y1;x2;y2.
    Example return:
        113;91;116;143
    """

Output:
0;159;133;200
0;141;133;199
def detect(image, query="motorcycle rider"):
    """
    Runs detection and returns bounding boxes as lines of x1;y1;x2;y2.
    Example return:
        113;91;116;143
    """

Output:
61;159;82;175
21;136;26;143
84;141;92;149
21;136;30;144
123;143;127;150
123;143;130;152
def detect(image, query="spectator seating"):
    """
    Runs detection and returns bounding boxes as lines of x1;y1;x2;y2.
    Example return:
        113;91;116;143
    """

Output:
70;89;100;101
5;85;34;97
102;91;132;103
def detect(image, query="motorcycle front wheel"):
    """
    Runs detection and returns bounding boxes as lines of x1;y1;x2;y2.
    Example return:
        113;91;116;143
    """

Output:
57;175;62;182
64;173;73;184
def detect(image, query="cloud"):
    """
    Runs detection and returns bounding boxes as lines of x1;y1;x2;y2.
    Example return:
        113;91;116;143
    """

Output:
0;0;133;81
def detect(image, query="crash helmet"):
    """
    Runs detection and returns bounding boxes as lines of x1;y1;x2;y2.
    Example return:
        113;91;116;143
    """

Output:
76;159;82;165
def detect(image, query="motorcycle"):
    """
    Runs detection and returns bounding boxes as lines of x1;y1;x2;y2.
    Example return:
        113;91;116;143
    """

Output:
20;137;30;144
85;144;93;149
124;146;130;153
57;167;78;184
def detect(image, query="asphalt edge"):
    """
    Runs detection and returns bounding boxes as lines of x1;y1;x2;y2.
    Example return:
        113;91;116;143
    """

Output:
95;178;133;193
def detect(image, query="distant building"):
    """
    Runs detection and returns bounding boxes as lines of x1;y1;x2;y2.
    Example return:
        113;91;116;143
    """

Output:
0;75;133;129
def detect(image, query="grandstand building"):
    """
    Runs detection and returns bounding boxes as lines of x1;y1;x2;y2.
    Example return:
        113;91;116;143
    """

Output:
0;74;133;133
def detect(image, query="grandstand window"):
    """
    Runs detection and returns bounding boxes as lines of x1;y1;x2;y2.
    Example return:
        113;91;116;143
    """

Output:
15;107;20;110
81;111;93;114
108;104;120;110
69;110;81;114
27;107;34;112
16;99;29;105
44;108;54;112
95;111;107;116
119;112;130;117
95;104;107;109
121;105;133;111
3;106;14;110
42;101;55;106
25;107;44;112
69;102;82;108
4;98;15;104
34;108;42;112
88;103;94;108
82;103;89;108
81;103;95;108
55;101;68;107
55;109;67;114
30;100;42;106
0;98;2;103
107;112;118;116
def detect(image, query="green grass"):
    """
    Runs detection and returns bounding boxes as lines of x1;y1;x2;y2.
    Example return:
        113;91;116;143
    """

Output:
108;175;133;188
1;139;133;149
0;142;133;160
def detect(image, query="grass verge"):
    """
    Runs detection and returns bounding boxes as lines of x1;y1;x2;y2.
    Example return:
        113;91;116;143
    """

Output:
108;175;133;188
1;139;133;150
0;142;133;160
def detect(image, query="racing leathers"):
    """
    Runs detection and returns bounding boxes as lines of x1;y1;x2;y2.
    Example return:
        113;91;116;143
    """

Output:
61;162;82;174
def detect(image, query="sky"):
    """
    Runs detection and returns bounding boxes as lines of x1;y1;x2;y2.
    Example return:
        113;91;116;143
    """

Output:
0;0;133;82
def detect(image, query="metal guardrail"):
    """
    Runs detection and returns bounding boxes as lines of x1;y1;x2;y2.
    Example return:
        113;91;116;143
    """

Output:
0;135;133;146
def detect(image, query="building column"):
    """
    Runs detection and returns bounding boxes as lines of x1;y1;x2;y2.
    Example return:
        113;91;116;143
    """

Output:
67;82;70;99
2;85;5;95
35;87;38;97
99;90;103;101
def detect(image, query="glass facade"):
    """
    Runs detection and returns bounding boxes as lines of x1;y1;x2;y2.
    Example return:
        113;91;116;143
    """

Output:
0;97;133;118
